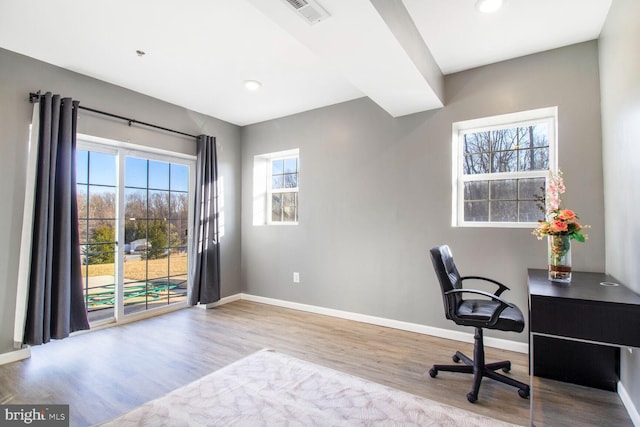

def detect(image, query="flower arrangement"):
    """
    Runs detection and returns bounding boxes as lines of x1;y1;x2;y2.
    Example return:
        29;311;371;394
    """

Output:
533;170;589;282
532;170;588;242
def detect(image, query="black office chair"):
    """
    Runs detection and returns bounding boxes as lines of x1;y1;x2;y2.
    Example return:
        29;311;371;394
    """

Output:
428;245;530;403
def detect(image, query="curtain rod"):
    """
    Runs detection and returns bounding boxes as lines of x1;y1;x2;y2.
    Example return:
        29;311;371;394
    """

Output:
29;91;198;139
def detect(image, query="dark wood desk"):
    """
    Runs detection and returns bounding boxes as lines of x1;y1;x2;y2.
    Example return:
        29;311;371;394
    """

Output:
528;269;640;391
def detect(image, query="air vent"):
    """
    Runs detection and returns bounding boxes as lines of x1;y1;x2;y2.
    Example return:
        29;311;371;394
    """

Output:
284;0;308;9
281;0;330;25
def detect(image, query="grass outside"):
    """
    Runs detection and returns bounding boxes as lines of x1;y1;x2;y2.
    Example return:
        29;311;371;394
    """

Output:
83;253;188;282
82;254;189;313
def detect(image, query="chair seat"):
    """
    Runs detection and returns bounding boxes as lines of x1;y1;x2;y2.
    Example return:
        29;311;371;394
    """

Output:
457;300;525;332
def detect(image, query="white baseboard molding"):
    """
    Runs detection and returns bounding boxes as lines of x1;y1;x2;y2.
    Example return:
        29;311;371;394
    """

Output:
618;381;640;427
208;293;527;354
200;294;243;309
0;347;31;366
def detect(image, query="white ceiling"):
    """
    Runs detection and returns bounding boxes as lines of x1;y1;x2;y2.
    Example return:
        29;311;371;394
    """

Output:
404;0;613;74
0;0;611;126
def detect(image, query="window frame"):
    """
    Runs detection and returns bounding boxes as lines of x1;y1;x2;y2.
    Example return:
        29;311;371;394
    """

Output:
77;133;196;325
267;154;300;225
451;108;558;228
253;148;300;226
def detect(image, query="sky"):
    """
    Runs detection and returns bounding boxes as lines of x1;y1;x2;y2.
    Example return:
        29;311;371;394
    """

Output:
76;150;189;191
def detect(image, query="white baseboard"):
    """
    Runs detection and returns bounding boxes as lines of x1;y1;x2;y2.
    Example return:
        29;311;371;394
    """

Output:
0;347;30;366
200;294;242;309
618;381;640;426
209;293;528;354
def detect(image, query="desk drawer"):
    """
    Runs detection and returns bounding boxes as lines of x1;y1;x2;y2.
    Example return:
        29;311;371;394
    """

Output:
530;295;640;346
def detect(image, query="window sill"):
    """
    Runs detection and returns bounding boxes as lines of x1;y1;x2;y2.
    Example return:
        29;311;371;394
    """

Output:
454;221;538;229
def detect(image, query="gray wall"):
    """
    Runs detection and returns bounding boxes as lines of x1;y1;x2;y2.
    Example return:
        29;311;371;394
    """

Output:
599;0;640;412
241;41;605;343
0;36;609;360
0;48;243;356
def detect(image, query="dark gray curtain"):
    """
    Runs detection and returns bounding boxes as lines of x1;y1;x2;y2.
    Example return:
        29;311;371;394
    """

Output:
24;92;90;345
188;135;221;305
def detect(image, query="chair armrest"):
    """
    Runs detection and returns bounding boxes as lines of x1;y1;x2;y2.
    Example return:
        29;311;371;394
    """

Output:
444;288;514;326
460;275;510;296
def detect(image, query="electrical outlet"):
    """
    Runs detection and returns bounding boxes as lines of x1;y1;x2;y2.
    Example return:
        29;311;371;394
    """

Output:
293;272;300;283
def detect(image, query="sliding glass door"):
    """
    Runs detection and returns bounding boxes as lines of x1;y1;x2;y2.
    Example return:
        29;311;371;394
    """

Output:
123;157;190;316
77;150;117;322
77;138;194;324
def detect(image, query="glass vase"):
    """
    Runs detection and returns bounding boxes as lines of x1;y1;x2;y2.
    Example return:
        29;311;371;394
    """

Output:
548;235;572;283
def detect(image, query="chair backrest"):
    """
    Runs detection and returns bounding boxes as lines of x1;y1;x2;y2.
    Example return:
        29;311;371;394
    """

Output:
429;245;463;321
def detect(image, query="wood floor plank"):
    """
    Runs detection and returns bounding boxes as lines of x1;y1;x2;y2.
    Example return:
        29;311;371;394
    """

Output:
0;300;632;426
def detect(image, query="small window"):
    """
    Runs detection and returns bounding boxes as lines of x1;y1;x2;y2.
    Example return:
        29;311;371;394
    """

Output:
253;149;300;226
268;156;299;223
452;108;557;227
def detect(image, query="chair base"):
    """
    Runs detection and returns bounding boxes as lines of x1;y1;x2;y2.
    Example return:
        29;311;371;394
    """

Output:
428;327;530;403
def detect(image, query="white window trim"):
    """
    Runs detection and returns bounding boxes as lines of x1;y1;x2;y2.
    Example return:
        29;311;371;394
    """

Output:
267;155;299;225
451;107;558;228
78;133;196;162
253;148;300;226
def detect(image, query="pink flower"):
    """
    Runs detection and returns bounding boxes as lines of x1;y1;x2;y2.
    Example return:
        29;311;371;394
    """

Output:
549;220;568;233
557;209;576;221
546;171;566;215
533;170;589;242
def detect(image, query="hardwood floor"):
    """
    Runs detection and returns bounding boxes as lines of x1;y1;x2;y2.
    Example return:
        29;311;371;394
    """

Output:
0;300;632;426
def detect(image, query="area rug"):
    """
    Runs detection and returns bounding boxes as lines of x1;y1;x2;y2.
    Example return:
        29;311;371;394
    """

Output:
98;349;521;426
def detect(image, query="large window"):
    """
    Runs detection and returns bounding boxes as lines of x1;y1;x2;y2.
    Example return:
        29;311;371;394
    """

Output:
77;149;117;322
452;108;557;227
122;157;190;316
77;136;194;324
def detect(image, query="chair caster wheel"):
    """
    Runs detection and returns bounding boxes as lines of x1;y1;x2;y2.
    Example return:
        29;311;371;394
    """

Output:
466;392;477;403
428;368;437;378
452;354;460;363
518;388;530;399
502;362;511;373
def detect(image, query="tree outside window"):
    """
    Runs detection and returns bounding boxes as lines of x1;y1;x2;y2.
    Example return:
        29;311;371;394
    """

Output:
453;109;557;227
269;156;299;223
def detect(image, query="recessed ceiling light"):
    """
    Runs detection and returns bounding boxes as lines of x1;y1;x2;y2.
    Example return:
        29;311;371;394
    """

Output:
476;0;503;14
244;80;262;91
